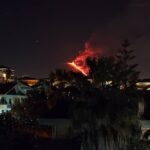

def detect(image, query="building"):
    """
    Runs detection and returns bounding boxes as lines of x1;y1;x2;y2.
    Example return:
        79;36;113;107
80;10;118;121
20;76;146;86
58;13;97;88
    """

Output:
0;104;11;113
0;82;33;113
0;65;15;83
136;79;150;90
18;76;39;86
37;118;72;139
0;82;32;104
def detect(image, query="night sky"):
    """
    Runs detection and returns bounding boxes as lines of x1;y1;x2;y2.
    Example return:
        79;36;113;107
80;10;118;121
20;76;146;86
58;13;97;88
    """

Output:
0;0;150;78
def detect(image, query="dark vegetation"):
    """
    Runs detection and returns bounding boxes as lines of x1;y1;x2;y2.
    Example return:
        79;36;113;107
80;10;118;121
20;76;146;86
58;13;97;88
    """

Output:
0;40;149;150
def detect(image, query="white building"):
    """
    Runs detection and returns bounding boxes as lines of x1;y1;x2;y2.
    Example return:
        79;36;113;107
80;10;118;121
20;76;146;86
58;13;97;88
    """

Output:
0;104;11;113
0;82;32;113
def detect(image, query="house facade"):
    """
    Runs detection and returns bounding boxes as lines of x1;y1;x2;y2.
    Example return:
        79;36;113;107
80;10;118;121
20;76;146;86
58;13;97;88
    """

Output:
0;82;32;113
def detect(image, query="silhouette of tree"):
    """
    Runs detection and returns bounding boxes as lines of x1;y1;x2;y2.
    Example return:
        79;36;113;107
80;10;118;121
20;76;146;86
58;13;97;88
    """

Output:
114;39;140;89
21;40;145;150
87;56;115;88
66;40;144;150
86;40;139;90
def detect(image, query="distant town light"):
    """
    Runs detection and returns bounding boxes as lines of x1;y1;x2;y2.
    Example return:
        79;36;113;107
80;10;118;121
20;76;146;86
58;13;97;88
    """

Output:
136;82;150;86
2;73;6;79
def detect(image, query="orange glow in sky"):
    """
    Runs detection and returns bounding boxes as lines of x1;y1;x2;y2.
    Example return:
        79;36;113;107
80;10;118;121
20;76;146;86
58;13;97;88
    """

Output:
67;42;100;76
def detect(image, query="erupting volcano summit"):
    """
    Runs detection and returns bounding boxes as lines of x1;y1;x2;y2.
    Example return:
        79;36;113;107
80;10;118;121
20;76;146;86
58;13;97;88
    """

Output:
67;42;100;76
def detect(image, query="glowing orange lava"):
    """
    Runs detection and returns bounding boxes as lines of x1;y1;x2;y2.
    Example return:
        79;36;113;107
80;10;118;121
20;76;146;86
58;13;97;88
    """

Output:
67;61;88;76
67;42;100;76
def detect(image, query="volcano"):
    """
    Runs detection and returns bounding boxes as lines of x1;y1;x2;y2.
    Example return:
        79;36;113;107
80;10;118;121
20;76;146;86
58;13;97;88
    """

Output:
67;42;100;76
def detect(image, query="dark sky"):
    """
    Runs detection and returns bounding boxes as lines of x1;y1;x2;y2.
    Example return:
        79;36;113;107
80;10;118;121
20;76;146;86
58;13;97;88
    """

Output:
0;0;150;78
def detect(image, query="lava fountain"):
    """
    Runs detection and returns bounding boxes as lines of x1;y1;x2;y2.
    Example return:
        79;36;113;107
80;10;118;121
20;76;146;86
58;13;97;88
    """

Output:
67;42;100;76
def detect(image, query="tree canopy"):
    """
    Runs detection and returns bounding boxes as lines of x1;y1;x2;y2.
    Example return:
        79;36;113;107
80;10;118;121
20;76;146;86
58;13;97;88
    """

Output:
46;40;145;150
